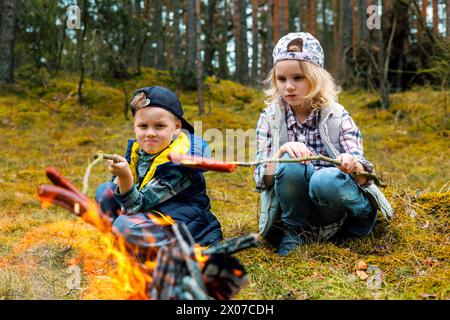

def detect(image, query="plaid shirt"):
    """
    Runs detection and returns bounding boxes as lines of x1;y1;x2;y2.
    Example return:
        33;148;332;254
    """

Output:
254;105;374;192
115;151;193;215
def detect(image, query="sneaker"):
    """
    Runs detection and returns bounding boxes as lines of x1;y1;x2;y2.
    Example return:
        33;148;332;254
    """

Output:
278;231;305;256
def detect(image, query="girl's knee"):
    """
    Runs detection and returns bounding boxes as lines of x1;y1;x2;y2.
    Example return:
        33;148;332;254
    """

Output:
309;168;347;200
275;155;311;186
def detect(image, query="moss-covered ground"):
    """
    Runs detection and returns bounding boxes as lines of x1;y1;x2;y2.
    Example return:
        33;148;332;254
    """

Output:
0;69;448;299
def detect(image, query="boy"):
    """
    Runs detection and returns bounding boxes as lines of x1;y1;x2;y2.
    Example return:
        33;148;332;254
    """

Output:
96;86;223;258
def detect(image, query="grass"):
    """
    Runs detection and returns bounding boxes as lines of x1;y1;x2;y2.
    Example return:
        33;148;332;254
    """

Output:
0;69;449;300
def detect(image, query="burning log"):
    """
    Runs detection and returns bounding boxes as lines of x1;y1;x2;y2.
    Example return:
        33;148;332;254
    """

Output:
150;224;258;300
37;167;258;300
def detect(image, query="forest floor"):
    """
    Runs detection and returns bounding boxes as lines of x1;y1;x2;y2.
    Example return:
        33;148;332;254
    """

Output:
0;68;448;299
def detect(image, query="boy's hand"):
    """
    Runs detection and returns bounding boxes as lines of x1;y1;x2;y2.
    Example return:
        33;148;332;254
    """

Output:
107;155;132;179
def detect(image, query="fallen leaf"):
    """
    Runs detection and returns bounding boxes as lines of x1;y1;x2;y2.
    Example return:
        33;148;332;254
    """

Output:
312;271;324;280
419;293;437;300
408;209;417;218
356;270;368;280
424;257;438;267
356;260;368;270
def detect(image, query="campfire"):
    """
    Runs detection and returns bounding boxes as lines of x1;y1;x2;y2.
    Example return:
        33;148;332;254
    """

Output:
37;167;257;300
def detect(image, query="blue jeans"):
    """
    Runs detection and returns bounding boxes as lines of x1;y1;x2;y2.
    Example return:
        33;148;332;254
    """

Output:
274;155;377;238
95;182;174;261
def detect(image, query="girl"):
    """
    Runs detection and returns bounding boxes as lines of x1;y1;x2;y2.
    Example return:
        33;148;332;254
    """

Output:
254;32;393;256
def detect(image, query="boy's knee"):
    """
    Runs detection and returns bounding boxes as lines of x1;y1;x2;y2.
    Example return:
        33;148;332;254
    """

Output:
95;182;116;202
112;213;173;247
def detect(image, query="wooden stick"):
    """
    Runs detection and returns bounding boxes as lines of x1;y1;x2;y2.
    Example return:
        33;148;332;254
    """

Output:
93;152;120;163
237;156;387;188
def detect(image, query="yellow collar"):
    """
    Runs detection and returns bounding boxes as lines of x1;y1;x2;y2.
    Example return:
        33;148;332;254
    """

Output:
129;132;191;190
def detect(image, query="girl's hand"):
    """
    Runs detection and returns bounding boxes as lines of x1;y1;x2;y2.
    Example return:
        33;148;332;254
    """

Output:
107;155;132;179
336;153;357;174
277;142;313;159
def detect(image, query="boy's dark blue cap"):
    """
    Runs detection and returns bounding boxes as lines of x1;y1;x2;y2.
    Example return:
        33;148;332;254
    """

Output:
131;86;194;134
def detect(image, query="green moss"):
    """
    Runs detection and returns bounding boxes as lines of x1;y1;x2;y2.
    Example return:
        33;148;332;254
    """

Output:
0;69;449;300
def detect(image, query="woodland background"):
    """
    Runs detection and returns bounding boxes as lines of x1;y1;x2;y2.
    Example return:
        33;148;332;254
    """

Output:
1;0;449;111
0;0;449;300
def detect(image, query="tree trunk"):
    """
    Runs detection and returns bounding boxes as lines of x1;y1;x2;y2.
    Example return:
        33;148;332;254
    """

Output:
351;0;358;50
153;0;166;69
282;0;288;35
186;0;196;74
275;0;288;39
298;0;306;31
358;0;367;42
233;0;249;84
322;0;330;68
218;0;230;78
77;0;88;104
165;0;173;69
338;0;352;82
332;0;340;77
136;0;149;74
274;0;279;41
432;0;438;35
195;0;205;115
447;0;450;39
251;0;259;85
420;0;428;36
55;14;67;76
379;0;396;108
239;0;249;84
204;0;217;76
0;0;18;83
306;0;318;36
265;0;274;74
172;0;182;72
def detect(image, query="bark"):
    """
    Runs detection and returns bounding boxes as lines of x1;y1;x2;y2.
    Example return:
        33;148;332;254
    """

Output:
165;0;173;69
332;0;340;77
218;0;230;78
195;0;205;115
306;0;318;36
379;0;397;108
77;0;88;104
251;0;259;85
432;0;438;34
186;0;196;73
274;0;279;41
265;0;274;73
136;0;149;74
153;0;166;69
322;0;330;68
358;0;367;42
204;0;218;76
0;0;18;83
282;0;288;35
172;0;182;72
298;0;306;31
233;0;249;84
338;0;352;82
276;0;288;38
447;0;450;39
